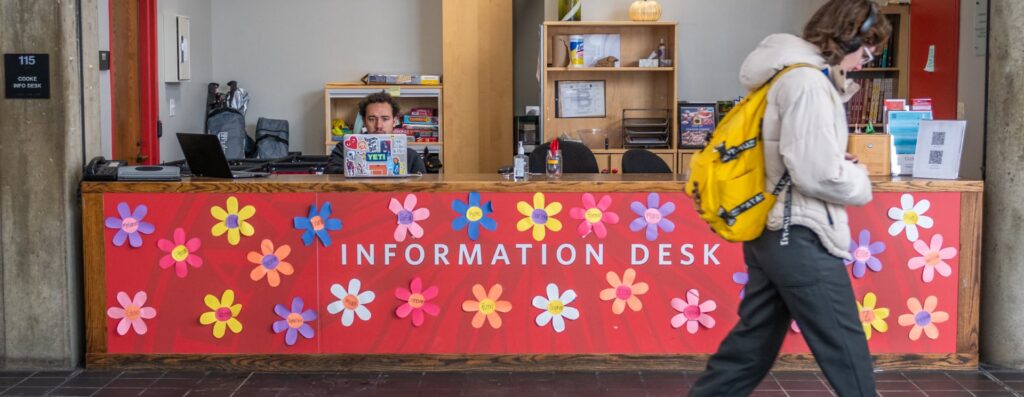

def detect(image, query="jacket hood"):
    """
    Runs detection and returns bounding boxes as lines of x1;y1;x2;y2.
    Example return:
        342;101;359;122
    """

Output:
739;34;827;90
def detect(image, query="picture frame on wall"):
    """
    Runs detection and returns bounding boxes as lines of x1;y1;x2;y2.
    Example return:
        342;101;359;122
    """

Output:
678;102;716;149
555;80;606;118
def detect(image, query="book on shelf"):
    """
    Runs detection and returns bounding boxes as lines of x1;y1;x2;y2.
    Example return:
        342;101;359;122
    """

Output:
846;77;897;129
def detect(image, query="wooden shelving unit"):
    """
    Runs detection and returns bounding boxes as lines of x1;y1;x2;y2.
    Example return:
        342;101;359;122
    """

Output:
847;4;910;132
541;21;680;174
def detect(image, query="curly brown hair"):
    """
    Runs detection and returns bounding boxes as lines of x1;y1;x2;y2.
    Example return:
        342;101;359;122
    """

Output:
804;0;893;65
358;92;401;118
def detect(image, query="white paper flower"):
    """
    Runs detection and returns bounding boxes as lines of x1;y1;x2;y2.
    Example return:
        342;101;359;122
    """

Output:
327;279;375;326
532;283;579;333
887;194;933;241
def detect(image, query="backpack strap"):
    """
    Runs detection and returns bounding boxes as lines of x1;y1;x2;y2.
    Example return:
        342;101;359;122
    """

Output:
772;171;793;246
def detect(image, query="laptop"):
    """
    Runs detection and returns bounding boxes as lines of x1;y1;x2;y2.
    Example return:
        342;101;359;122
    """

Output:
341;134;411;178
176;133;269;178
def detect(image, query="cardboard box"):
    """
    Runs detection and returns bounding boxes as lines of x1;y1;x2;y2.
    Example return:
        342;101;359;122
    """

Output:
847;133;891;176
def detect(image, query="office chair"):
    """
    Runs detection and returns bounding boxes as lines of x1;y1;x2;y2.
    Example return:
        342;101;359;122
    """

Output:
528;140;599;173
621;149;673;174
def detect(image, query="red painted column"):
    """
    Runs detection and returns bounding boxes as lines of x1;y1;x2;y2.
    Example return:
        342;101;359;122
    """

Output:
138;0;160;164
908;0;960;120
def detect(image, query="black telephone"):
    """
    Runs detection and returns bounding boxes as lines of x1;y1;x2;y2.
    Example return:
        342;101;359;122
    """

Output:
84;156;125;181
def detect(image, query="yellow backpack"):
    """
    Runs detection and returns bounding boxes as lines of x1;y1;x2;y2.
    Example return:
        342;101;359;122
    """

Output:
685;64;815;244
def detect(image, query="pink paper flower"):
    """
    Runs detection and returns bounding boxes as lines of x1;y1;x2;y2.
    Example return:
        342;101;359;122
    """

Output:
671;289;716;334
157;228;202;278
390;194;430;242
897;296;949;341
106;291;156;336
569;193;620;239
908;234;957;283
395;277;440;327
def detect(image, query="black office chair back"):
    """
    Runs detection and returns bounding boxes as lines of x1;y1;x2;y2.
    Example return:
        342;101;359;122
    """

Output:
621;149;672;174
528;140;599;173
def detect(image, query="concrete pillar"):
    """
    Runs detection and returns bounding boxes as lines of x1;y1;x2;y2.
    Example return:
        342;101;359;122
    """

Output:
981;0;1024;369
0;0;87;368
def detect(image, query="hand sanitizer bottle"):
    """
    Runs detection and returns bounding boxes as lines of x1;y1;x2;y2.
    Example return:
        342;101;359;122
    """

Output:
513;141;528;181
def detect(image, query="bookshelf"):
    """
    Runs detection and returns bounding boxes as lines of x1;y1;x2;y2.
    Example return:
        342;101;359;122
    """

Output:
846;4;910;132
541;21;680;174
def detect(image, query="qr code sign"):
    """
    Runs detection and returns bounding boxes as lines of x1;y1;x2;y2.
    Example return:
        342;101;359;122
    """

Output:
929;150;944;165
931;131;946;146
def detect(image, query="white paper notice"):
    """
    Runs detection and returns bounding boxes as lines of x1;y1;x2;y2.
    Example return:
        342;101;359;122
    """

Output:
912;120;966;180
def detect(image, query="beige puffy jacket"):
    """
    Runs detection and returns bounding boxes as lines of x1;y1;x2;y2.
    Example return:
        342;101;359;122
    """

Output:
739;33;873;260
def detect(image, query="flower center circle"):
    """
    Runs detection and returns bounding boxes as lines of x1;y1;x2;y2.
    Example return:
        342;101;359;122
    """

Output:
853;247;872;262
547;300;564;316
585;208;603;224
466;207;484;222
644;208;662;224
310;216;325;231
860;309;876;323
121;218;139;234
342;294;360;310
171;245;190;262
408;293;426;309
124;305;142;321
226;214;240;229
683;305;701;320
261;254;279;270
215;307;232;322
615;285;633;300
531;209;548;225
479;299;496;315
286;313;304;329
924;251;941;266
902;211;919;225
914;311;932;327
397;210;414;225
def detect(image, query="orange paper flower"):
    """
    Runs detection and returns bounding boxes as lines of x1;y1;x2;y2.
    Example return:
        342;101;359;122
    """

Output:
247;239;294;287
462;284;512;329
599;268;649;314
897;296;949;341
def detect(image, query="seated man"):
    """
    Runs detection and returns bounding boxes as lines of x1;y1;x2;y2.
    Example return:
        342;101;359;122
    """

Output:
326;92;426;174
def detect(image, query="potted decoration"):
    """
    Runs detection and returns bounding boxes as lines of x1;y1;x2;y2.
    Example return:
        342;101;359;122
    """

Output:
629;0;662;22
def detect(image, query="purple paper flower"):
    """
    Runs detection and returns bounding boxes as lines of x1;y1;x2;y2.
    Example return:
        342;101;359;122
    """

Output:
845;229;886;278
273;297;316;346
732;271;749;299
629;193;675;241
104;202;155;247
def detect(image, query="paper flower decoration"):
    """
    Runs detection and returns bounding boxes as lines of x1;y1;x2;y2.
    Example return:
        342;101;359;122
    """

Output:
462;284;512;329
211;197;255;246
532;283;579;333
887;194;934;242
199;289;243;339
389;194;430;242
569;193;620;239
629;193;676;241
845;229;886;278
247;239;294;287
897;296;948;341
395;277;439;327
105;202;155;248
908;234;957;283
790;321;801;333
599;269;649;314
273;297;316;346
857;292;889;340
452;192;497;241
516;193;563;242
106;291;156;336
293;202;343;247
157;228;202;278
733;271;748;299
671;289;716;334
327;278;375;326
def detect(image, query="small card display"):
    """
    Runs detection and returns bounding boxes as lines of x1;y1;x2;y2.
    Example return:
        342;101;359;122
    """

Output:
678;103;716;148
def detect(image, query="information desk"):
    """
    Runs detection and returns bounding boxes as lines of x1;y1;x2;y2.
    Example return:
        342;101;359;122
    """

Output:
81;174;983;371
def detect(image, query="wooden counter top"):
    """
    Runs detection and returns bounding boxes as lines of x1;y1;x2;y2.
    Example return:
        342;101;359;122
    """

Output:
80;174;983;194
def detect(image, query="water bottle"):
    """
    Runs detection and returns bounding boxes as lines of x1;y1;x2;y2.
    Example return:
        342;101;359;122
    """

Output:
513;141;528;181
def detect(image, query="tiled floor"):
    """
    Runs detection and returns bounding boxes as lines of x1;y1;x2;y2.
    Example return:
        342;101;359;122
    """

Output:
0;368;1022;396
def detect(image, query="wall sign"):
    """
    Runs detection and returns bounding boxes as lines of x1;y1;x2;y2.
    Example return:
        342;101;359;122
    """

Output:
4;54;50;99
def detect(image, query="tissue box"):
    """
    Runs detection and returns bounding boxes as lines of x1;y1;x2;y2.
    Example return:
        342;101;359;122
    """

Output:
847;133;891;176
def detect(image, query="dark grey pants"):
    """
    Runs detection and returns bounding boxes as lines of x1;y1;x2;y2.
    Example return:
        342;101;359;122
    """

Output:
689;226;876;397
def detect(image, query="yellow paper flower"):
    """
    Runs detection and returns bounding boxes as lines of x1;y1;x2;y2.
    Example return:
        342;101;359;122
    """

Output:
857;292;889;340
199;289;243;339
516;193;562;241
211;197;255;245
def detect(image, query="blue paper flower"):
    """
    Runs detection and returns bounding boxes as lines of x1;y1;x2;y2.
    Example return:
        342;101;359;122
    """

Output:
273;297;316;346
104;202;155;247
293;202;343;246
451;192;497;241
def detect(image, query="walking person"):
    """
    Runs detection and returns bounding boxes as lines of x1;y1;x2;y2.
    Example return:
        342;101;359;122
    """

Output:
689;1;891;396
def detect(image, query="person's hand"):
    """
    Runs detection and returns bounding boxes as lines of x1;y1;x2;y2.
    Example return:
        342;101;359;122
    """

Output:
845;152;860;164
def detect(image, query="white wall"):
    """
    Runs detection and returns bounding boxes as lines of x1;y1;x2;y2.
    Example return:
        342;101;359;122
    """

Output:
158;0;213;162
209;0;443;155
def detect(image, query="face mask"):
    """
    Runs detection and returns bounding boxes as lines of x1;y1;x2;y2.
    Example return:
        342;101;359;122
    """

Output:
826;65;861;103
